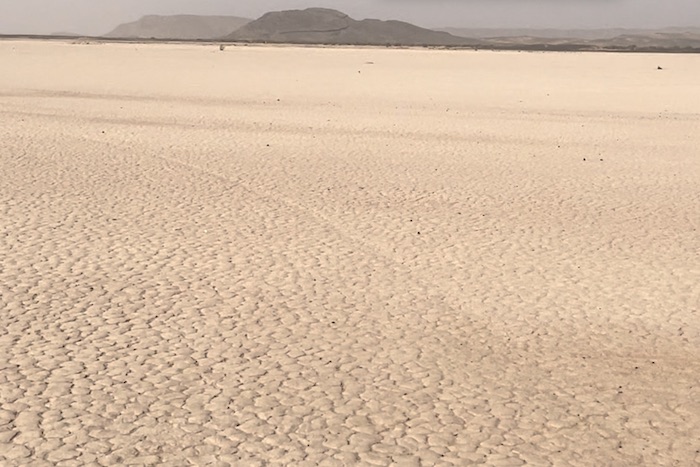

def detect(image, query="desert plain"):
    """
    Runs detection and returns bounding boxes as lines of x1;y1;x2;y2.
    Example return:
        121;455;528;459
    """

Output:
0;40;699;466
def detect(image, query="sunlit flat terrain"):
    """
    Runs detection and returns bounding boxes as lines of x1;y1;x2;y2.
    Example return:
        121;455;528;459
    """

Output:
1;40;699;466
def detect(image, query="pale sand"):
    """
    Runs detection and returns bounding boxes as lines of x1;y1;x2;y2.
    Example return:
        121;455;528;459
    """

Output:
0;40;698;466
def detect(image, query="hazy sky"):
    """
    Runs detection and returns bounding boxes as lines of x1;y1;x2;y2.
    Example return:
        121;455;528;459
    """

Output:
1;0;699;35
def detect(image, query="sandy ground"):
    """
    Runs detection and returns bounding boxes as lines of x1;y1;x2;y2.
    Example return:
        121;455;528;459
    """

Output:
0;40;699;466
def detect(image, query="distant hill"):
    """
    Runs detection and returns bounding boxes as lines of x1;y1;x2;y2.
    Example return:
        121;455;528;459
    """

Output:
224;8;472;46
91;11;700;52
467;31;700;52
590;31;700;49
440;27;700;41
105;15;251;40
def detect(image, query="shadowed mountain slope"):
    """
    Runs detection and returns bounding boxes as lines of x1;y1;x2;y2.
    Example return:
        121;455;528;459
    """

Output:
224;8;472;46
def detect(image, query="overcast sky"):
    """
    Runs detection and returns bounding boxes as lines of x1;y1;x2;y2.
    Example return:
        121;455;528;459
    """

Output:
1;0;699;35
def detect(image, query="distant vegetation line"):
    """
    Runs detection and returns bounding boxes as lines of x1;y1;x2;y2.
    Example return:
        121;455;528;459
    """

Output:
2;33;699;54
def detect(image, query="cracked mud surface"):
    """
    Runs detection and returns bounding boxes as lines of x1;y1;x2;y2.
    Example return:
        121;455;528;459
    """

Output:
1;41;699;466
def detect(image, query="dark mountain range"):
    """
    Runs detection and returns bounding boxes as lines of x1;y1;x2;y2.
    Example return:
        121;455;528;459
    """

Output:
90;10;700;52
223;8;472;46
